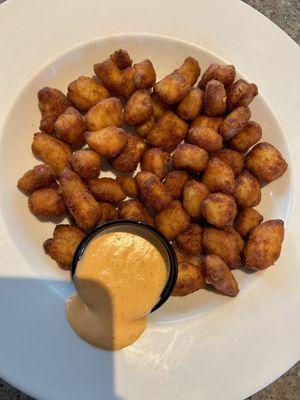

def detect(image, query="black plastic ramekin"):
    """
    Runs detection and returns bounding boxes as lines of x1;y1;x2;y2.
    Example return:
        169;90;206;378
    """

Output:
71;220;178;312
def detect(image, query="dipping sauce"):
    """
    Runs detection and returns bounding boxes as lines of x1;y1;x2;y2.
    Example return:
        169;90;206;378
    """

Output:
66;231;167;350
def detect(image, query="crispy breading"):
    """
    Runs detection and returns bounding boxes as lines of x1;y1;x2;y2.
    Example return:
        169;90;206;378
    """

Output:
203;254;239;296
202;157;235;194
116;176;139;198
141;148;170;180
235;207;263;237
146;111;188;150
43;224;84;269
164;170;190;200
136;171;172;212
155;200;190;240
88;178;126;203
118;199;154;226
28;188;66;219
70;150;101;180
111;133;146;173
31;132;72;175
17;164;56;194
59;169;100;231
229;121;262;153
38;87;70;133
85;126;127;159
85;97;124;131
187;126;223;153
202;193;237;228
172;247;205;296
245;142;288;183
244;220;284;269
202;227;241;269
172;143;209;173
182;180;210;219
234;170;261;208
199;63;236;89
55;107;86;149
176;224;202;255
67;76;110;111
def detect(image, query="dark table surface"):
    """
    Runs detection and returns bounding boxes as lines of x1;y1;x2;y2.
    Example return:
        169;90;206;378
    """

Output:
0;0;299;399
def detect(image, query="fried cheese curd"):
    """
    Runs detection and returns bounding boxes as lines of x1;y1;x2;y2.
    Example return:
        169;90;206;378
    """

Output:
44;225;84;270
172;247;205;296
18;49;287;302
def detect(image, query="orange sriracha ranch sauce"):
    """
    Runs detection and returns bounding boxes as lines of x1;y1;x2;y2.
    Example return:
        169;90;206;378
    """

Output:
66;232;167;350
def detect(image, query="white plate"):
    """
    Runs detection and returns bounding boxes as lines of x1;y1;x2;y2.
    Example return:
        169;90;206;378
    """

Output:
0;1;300;400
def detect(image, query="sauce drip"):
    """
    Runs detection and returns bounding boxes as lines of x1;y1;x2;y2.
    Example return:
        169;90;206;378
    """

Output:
66;231;167;350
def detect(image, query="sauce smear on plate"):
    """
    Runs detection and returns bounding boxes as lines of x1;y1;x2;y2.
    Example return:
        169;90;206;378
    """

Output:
66;232;167;350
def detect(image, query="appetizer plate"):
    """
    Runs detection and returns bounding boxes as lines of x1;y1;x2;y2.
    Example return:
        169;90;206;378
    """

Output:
0;1;299;399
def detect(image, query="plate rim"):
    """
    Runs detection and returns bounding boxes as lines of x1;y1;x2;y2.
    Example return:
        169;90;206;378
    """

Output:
0;1;300;399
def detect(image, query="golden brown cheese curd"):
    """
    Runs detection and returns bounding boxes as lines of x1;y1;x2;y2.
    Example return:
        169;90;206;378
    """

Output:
235;207;263;237
85;97;124;131
227;79;258;111
229;121;262;153
187;126;223;153
176;88;204;121
176;224;202;255
219;106;251;140
244;220;284;269
155;200;190;240
38;87;70;133
118;199;154;226
55;107;86;149
136;171;172;212
204;79;227;116
199;63;236;89
172;247;205;296
164;170;190;200
132;59;156;91
17;164;56;194
151;93;170;119
111;133;146;173
141;148;170;180
202;227;241;269
182;180;210;219
245;142;288;183
202;157;235;194
124;90;154;125
88;178;126;204
70;150;101;180
176;57;200;86
172;143;209;173
234;170;261;208
94;59;123;94
136;116;156;137
31;132;72;175
94;57;155;98
203;255;239;297
110;49;132;69
224;227;245;254
44;224;84;270
202;193;237;228
116;176;139;198
98;202;119;225
154;71;191;105
215;149;244;176
67;76;111;111
146;111;188;151
59;169;100;231
85;127;128;159
28;188;66;219
190;115;223;130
